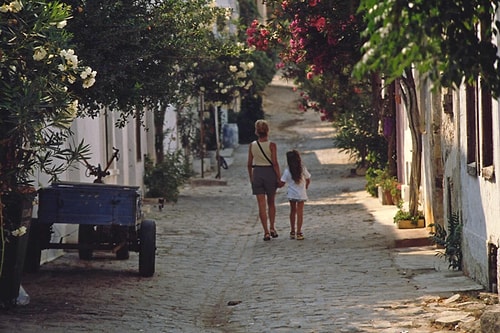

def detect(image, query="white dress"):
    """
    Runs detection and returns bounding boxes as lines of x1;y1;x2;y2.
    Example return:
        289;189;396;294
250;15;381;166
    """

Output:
280;167;311;201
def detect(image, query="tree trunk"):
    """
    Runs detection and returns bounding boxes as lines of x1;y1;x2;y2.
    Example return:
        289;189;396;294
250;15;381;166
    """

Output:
154;104;166;163
386;82;397;177
0;190;35;308
400;68;422;217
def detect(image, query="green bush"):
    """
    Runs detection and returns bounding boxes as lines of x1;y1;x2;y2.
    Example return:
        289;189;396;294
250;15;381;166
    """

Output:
333;109;387;169
237;93;265;144
365;167;399;199
365;167;379;197
143;152;193;203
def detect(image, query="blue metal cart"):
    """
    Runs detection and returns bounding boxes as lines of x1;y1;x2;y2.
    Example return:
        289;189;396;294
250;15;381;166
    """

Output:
26;182;156;277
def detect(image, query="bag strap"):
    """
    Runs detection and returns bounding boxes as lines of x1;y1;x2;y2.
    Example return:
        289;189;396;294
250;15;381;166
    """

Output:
256;141;273;165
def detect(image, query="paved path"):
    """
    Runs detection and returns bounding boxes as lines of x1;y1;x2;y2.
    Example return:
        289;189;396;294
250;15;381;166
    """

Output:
1;80;493;333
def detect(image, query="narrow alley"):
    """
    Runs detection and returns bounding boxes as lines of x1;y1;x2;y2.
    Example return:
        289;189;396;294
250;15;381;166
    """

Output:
0;79;494;333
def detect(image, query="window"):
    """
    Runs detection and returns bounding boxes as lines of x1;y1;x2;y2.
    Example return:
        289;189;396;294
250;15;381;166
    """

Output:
481;83;493;167
481;82;494;179
466;83;478;176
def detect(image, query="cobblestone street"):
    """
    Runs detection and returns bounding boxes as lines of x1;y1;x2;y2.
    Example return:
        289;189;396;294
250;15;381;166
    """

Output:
1;79;496;333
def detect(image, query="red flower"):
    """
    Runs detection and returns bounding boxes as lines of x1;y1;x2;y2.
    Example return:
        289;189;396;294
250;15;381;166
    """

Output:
311;16;326;32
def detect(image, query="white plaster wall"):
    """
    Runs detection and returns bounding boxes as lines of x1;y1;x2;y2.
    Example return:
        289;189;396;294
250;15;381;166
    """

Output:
441;87;460;219
456;81;500;288
164;104;179;153
416;76;436;224
253;0;268;23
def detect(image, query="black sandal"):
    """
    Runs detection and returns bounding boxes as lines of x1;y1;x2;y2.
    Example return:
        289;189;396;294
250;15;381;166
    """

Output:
263;233;271;241
270;229;278;238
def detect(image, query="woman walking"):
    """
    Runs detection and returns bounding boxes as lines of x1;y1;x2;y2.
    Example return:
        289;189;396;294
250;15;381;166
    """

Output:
247;119;283;241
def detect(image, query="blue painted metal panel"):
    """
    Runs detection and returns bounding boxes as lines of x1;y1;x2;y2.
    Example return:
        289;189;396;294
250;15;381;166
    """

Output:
37;182;140;226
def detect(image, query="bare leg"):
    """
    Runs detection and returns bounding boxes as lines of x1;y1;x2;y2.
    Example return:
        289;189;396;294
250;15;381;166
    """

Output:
289;200;297;234
267;193;276;232
296;201;305;234
256;194;269;234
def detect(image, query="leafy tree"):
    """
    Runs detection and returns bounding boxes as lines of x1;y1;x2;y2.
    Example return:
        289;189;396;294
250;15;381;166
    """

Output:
63;0;254;162
0;0;95;192
355;0;499;96
354;0;499;217
333;86;387;168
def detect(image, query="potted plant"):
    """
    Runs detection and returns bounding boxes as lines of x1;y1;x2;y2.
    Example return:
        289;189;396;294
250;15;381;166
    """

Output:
393;206;425;229
374;168;399;205
0;1;96;307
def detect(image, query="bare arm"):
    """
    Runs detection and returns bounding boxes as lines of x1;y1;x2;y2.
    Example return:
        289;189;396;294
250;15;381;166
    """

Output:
247;143;254;182
270;142;284;187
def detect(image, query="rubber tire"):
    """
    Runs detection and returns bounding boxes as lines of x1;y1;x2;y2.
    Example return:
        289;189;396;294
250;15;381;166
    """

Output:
24;219;42;273
78;225;95;260
139;219;156;277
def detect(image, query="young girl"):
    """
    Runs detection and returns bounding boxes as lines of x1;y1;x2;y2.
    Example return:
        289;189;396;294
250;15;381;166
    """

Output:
280;150;311;240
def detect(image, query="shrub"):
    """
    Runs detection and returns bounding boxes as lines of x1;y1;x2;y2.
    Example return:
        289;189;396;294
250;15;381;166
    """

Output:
143;152;193;203
237;93;265;144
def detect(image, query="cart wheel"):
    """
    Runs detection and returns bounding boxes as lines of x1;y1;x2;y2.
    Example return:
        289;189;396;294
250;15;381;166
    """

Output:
78;225;95;260
139;219;156;277
24;219;42;273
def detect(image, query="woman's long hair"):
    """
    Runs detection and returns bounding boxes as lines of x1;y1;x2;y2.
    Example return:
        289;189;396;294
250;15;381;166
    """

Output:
286;150;303;184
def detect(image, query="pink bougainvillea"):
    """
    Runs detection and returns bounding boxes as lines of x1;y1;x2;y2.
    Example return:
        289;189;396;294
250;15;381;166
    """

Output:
253;0;362;77
246;20;270;51
247;0;364;120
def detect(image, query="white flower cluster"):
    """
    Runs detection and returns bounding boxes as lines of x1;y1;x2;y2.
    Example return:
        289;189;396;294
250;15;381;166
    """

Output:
208;61;254;105
10;226;26;237
32;46;48;61
51;49;97;88
80;66;97;88
230;61;254;88
66;99;79;118
59;49;79;70
0;0;22;13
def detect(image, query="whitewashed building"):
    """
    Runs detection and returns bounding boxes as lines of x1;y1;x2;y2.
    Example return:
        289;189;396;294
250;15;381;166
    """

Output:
398;23;500;293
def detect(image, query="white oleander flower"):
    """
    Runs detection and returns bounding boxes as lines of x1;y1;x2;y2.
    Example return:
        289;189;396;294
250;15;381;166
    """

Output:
56;20;67;29
33;47;47;61
11;226;27;237
10;1;22;13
